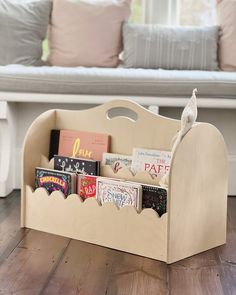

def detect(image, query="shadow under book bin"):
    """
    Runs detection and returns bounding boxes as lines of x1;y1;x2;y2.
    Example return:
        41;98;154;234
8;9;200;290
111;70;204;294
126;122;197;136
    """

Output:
21;99;228;264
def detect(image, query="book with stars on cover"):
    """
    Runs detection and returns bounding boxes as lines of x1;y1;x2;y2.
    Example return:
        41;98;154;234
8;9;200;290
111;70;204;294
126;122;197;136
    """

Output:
54;155;99;176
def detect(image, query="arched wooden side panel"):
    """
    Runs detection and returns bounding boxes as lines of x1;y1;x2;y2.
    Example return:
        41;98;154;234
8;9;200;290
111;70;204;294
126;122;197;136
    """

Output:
167;123;228;263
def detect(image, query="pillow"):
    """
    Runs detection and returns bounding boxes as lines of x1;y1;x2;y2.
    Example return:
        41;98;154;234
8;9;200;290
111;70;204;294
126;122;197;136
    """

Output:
48;0;131;67
122;23;219;70
217;0;236;71
0;0;52;66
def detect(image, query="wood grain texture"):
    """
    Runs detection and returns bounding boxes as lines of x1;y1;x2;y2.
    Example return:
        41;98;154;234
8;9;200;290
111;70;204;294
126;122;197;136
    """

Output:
169;251;224;295
41;240;168;295
23;186;168;262
0;192;236;294
0;229;70;294
0;191;28;263
42;240;115;295
105;252;168;295
168;123;228;263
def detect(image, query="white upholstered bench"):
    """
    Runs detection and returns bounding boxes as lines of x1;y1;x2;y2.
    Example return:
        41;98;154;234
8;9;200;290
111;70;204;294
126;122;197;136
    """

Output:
0;65;236;196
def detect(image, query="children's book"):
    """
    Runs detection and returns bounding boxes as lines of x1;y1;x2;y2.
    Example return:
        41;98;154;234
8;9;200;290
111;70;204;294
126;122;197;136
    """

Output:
141;184;167;216
131;147;171;177
96;178;142;211
35;167;76;197
49;129;110;161
102;152;132;172
78;175;97;199
54;155;99;176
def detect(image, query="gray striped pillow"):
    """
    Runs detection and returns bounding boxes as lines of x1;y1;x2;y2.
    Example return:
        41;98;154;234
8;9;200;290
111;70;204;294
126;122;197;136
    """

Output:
123;23;219;70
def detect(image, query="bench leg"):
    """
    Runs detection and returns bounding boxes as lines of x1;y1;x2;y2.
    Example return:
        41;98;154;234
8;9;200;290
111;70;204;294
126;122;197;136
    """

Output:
0;102;16;197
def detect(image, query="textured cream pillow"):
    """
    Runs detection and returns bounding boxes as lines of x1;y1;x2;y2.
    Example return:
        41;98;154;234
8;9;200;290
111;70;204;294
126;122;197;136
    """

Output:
48;0;131;67
217;0;236;71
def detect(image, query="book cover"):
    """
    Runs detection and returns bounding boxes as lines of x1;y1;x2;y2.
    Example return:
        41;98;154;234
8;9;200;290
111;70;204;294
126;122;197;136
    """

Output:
35;167;76;197
49;129;60;160
131;148;171;177
78;175;97;199
57;129;110;161
141;184;167;216
102;152;132;172
96;178;142;211
54;155;99;176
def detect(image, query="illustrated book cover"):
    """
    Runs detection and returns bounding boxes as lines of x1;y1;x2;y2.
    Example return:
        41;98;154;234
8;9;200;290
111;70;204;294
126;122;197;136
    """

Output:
78;175;97;199
131;148;171;177
96;178;142;211
141;184;167;216
35;167;76;197
102;152;132;172
54;155;99;176
49;129;110;161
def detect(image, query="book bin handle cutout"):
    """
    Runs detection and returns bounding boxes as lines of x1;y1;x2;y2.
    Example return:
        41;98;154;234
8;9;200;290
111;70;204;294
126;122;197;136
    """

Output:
106;107;138;122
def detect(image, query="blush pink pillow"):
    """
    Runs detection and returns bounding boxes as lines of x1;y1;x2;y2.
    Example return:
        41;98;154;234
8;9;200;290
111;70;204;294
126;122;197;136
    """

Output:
48;0;131;67
217;0;236;71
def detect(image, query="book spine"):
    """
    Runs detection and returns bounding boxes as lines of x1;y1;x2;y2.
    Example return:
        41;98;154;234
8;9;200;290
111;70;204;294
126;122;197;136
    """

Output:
49;130;60;160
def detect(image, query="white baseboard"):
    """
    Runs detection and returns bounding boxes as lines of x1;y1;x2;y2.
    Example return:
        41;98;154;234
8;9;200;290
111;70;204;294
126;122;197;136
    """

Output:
228;155;236;196
14;147;22;189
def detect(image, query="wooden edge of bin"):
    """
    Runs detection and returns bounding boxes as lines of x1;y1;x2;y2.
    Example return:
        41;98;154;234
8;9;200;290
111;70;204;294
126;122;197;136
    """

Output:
167;123;228;263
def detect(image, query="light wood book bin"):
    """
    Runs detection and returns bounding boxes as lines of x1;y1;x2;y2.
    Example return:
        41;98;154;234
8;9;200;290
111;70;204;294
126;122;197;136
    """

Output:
21;100;228;264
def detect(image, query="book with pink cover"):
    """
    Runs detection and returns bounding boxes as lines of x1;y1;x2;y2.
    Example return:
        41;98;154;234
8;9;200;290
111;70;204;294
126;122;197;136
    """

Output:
56;129;110;161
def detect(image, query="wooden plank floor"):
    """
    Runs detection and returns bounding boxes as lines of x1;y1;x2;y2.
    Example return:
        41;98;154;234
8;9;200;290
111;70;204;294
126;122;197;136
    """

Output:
0;191;235;295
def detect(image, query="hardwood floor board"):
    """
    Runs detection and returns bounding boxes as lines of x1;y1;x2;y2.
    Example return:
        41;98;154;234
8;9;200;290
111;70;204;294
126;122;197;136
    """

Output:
0;192;28;262
0;191;235;294
0;191;20;224
0;228;29;265
169;265;224;295
217;229;236;264
0;230;70;295
42;239;168;295
227;197;236;230
219;263;236;295
169;251;224;295
42;239;115;295
0;191;20;220
106;252;168;295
